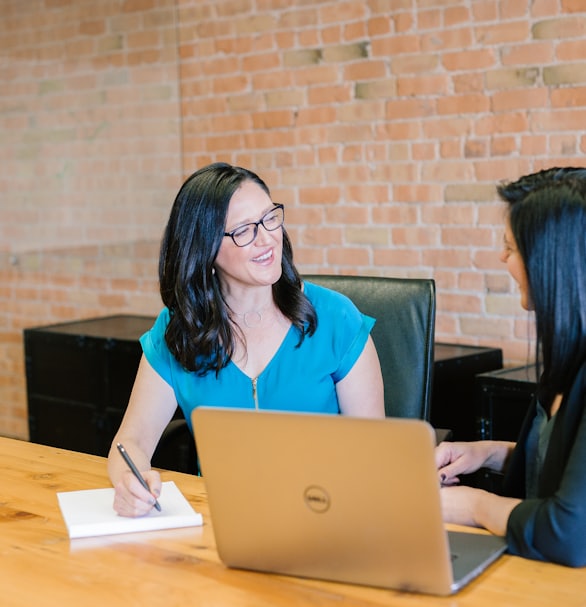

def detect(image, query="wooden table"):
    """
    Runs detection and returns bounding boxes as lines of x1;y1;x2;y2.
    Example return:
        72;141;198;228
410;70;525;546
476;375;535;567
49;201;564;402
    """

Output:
1;437;584;607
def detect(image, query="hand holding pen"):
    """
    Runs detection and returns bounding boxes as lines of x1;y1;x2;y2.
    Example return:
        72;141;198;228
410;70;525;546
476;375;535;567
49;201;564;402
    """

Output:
116;442;162;512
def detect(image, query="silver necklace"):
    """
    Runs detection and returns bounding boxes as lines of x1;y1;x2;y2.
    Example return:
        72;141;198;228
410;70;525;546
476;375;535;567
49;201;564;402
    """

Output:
240;310;263;328
232;302;272;329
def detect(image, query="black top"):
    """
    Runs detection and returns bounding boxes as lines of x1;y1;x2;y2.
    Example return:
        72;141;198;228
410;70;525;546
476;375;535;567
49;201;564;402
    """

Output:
503;361;586;566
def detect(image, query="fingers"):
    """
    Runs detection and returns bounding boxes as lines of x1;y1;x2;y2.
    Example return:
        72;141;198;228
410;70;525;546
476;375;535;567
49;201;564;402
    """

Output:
113;470;162;517
439;467;462;486
435;442;468;485
434;442;454;469
143;469;162;497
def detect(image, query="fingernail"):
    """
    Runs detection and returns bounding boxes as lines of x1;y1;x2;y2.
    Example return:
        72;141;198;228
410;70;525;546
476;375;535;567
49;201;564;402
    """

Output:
440;473;446;482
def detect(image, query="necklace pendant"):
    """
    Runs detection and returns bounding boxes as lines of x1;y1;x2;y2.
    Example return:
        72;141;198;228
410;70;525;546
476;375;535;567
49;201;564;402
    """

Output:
243;310;262;328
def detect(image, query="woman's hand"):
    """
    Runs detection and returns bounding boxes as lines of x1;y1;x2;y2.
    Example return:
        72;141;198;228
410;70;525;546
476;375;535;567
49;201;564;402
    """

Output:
440;484;521;536
435;440;513;486
112;468;162;517
435;441;489;485
440;485;485;527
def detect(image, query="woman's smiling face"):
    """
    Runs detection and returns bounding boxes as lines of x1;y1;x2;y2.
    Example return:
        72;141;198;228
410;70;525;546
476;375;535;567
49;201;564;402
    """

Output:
213;180;283;293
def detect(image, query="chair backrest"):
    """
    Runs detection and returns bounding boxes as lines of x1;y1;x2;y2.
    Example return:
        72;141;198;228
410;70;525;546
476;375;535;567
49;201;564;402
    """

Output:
304;274;436;421
152;417;199;474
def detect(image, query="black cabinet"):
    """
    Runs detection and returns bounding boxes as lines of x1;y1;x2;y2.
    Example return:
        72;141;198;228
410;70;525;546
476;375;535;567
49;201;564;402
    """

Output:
24;315;155;456
475;364;537;441
431;343;503;441
469;364;537;493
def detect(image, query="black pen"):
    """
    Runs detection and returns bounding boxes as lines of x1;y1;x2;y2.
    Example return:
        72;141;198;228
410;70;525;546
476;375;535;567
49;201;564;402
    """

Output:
116;442;161;512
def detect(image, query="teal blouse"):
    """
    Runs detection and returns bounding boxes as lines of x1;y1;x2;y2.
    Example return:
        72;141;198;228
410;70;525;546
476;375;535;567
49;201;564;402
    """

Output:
140;282;375;431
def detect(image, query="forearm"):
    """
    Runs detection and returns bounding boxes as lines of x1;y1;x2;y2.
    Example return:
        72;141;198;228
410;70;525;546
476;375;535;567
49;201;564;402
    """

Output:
441;485;521;535
473;489;522;535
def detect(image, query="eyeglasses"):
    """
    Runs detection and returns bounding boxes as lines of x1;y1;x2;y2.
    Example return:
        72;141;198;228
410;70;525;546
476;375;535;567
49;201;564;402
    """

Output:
223;204;285;247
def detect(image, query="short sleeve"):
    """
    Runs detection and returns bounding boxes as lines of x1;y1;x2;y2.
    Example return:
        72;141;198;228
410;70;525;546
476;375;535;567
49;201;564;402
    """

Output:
303;282;375;383
140;308;176;386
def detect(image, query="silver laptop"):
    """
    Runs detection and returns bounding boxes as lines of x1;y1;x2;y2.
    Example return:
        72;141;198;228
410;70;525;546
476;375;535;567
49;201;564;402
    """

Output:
192;408;507;596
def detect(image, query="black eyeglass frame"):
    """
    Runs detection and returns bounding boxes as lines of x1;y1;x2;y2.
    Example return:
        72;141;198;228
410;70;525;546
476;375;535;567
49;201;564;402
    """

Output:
223;204;285;247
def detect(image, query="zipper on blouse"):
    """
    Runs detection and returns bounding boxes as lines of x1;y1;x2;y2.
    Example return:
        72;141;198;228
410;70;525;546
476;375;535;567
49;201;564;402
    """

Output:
252;377;259;409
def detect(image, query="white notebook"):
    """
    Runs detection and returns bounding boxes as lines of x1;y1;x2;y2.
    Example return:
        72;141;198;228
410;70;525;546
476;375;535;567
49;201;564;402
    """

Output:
57;481;202;539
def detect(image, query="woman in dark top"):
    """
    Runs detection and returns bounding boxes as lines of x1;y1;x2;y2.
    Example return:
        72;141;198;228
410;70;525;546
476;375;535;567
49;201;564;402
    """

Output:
435;167;586;566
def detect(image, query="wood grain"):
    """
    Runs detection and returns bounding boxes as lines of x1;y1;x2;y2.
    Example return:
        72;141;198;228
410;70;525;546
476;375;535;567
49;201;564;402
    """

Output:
1;437;584;607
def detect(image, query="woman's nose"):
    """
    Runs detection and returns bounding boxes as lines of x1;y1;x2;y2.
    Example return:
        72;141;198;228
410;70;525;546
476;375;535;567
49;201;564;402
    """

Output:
255;223;274;245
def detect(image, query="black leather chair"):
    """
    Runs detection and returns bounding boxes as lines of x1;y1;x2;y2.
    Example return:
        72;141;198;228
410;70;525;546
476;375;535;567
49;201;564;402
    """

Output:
152;416;198;474
304;274;436;420
152;274;437;474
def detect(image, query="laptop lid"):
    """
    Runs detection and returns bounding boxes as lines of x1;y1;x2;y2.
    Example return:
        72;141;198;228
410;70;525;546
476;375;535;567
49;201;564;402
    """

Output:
192;408;506;596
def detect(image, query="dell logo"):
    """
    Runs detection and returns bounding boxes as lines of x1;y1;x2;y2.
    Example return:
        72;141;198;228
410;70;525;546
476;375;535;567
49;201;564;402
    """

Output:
303;485;330;513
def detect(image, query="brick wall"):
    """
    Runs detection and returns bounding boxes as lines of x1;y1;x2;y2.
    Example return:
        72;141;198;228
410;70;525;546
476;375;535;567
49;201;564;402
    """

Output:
1;0;584;438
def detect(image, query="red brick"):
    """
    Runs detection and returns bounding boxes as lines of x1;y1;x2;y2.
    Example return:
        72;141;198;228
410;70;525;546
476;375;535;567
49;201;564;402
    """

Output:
417;9;441;30
440;292;483;314
392;226;439;247
371;34;420;56
532;108;586;131
453;72;485;93
437;94;490;115
501;41;554;66
412;142;437;161
491;88;549;111
345;184;390;203
520;134;548;156
464;139;488;158
373;248;422;268
421;27;473;52
397;75;450;97
372;205;419;224
367;16;392;37
391;53;438;75
319;1;367;24
563;0;586;11
491;135;518;156
549;135;578;156
309;84;353;104
442;48;495;71
345;60;388;81
393;11;414;33
475;21;530;44
531;0;560;17
326;247;371;267
422;204;476;224
386;98;436;120
472;1;498;21
393;184;443;203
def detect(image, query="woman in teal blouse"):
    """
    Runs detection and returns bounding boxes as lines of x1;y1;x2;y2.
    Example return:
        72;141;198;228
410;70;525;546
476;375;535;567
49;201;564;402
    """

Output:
108;163;384;517
141;281;375;433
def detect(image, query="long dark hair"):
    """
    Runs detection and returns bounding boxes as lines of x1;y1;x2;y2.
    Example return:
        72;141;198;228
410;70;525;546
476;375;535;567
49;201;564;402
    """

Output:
159;162;317;375
497;168;586;405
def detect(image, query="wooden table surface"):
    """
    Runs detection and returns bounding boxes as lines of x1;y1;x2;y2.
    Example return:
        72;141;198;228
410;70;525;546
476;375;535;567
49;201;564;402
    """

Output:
1;436;585;607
